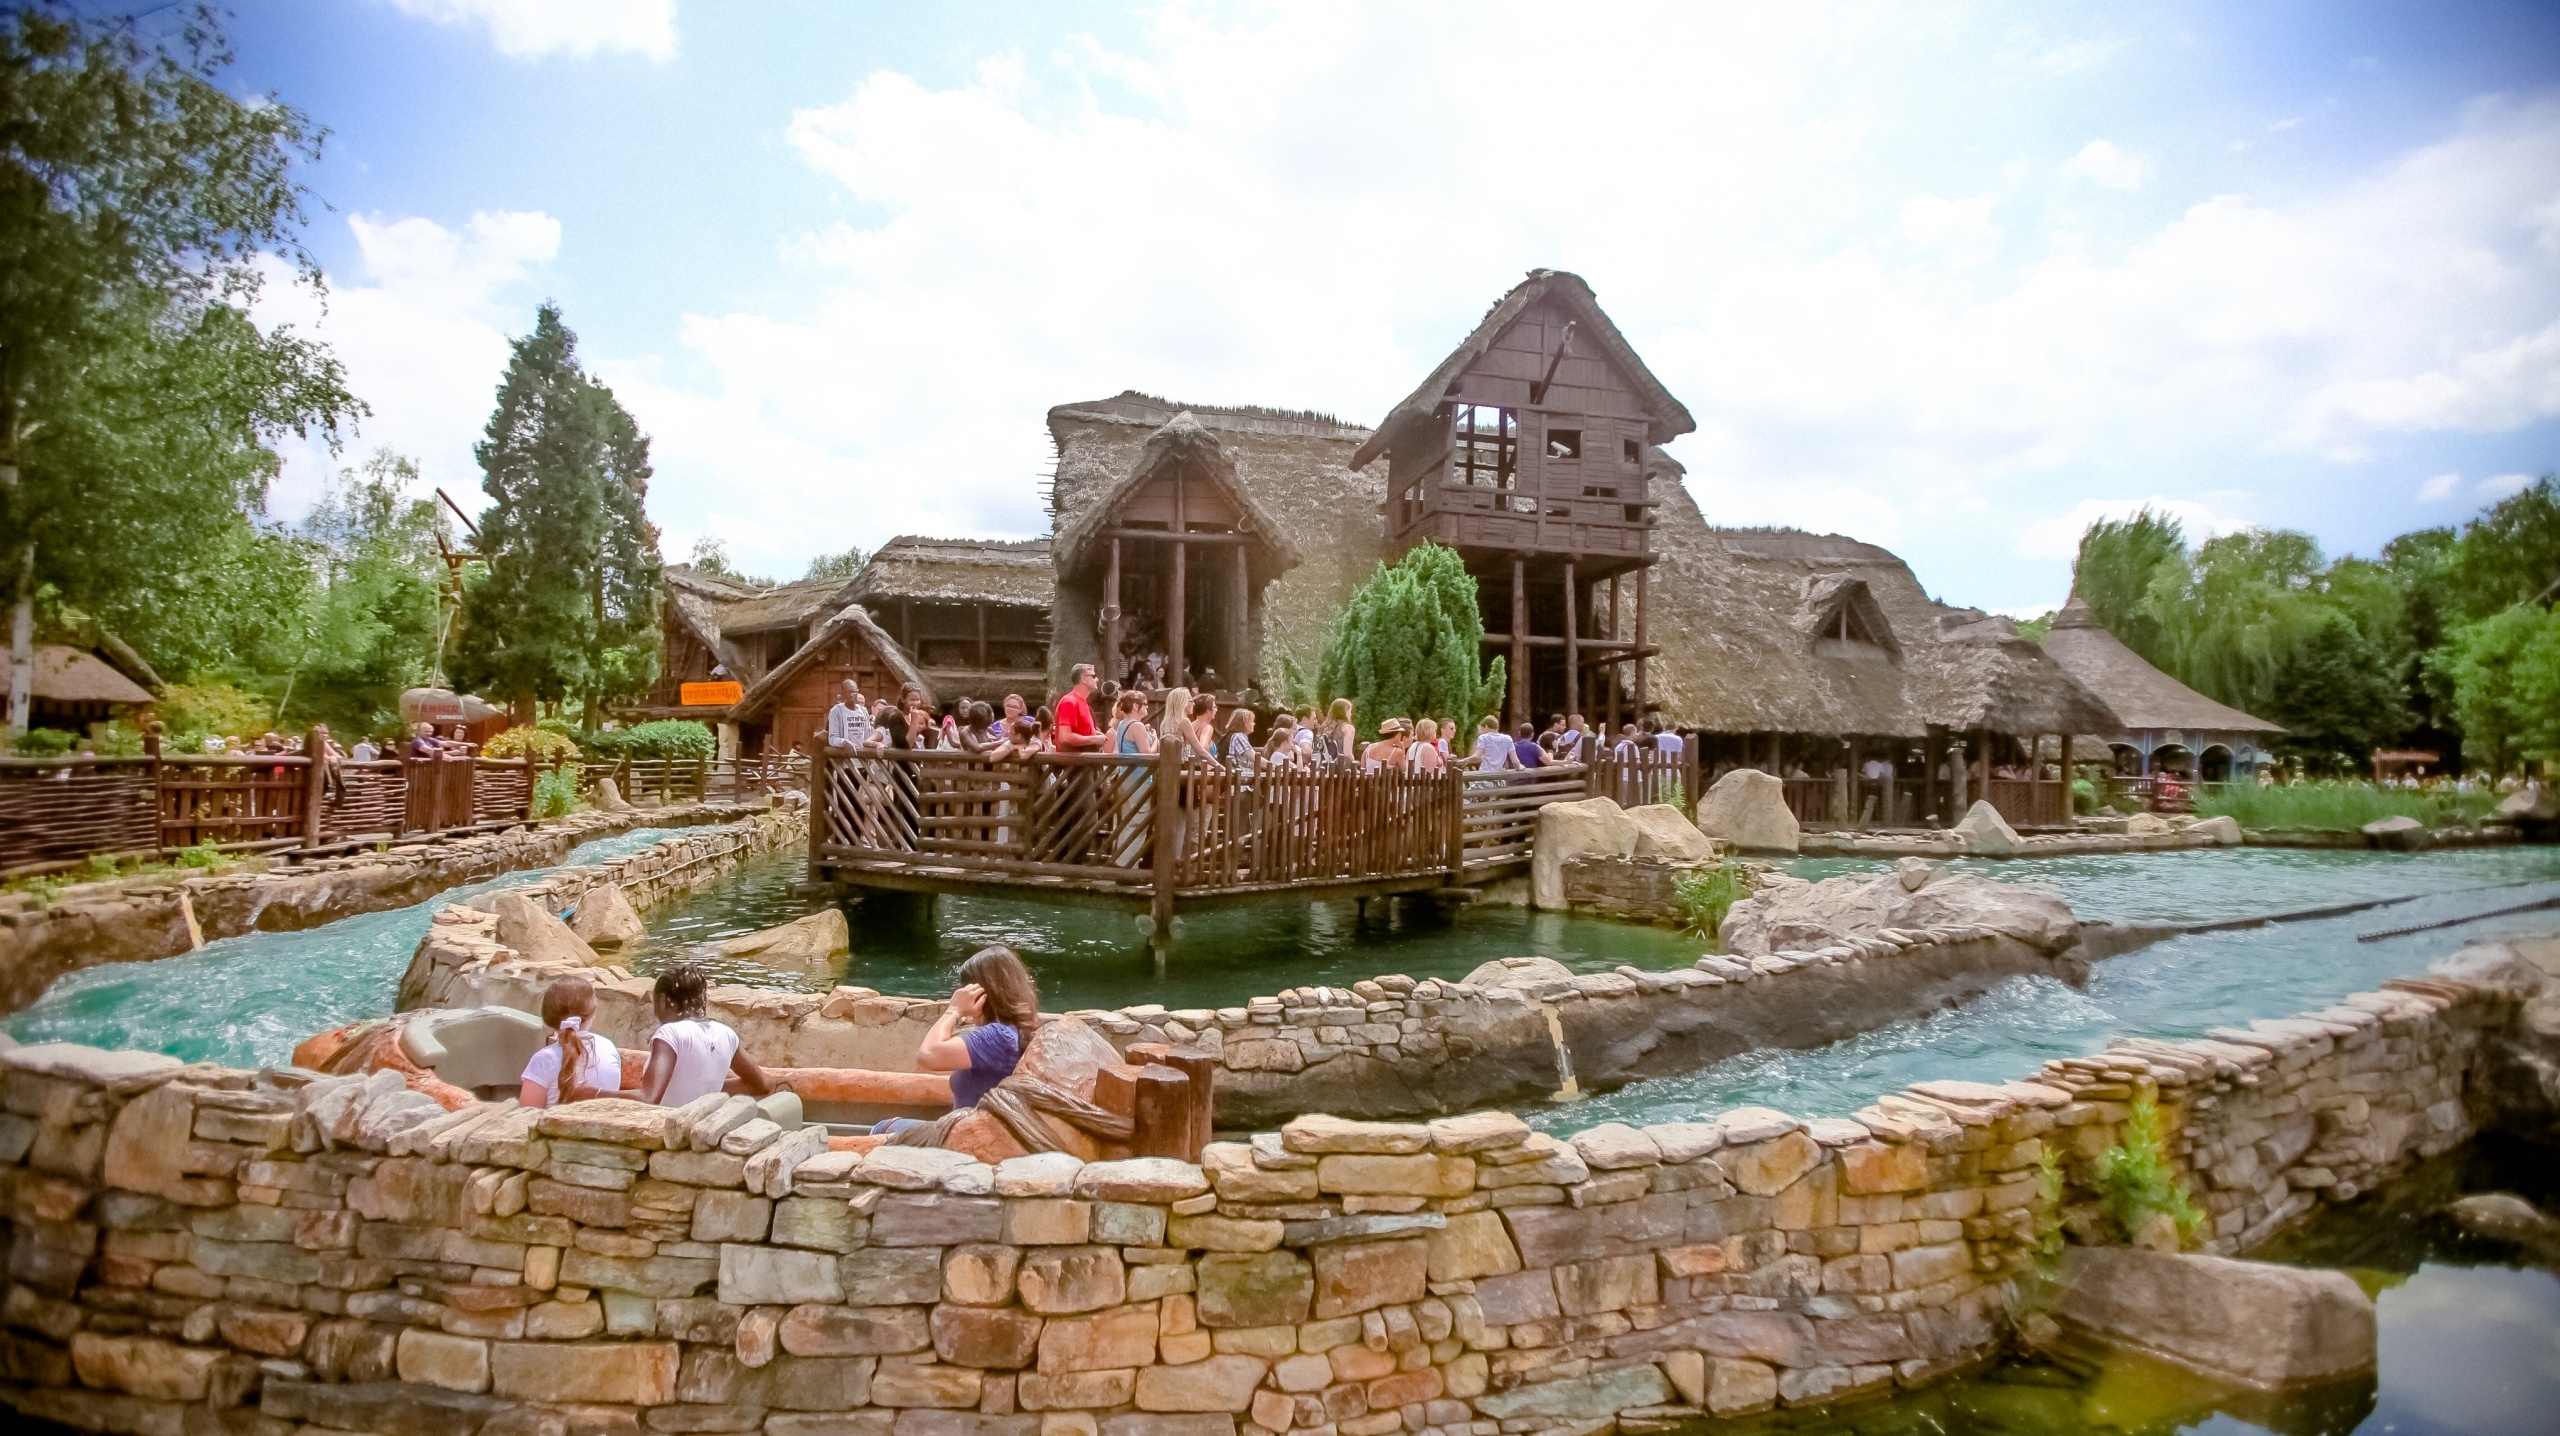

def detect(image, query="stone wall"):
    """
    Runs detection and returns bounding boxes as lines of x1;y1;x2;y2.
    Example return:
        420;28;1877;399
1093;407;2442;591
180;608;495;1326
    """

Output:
0;947;2528;1436
402;909;2087;1127
1555;856;1707;927
0;803;771;1018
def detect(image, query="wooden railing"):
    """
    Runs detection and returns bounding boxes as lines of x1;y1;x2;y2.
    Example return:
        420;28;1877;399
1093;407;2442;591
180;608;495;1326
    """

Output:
1459;765;1593;869
0;740;537;877
1985;777;2071;827
1587;749;1700;815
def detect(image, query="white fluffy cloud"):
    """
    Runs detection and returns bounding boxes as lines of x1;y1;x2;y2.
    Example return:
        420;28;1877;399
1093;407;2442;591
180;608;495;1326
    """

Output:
260;211;560;512
385;0;675;61
2062;138;2148;190
2417;472;2463;501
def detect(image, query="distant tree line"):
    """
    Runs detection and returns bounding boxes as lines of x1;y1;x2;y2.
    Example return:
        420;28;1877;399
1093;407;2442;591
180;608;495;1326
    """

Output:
2069;476;2560;774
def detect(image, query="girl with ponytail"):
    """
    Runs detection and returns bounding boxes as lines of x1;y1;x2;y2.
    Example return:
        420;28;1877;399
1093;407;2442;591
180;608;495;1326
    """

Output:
519;975;623;1107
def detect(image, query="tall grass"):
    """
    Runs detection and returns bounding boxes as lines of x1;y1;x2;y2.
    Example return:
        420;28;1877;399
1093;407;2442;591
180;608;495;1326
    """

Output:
2193;780;2494;832
1672;861;1749;942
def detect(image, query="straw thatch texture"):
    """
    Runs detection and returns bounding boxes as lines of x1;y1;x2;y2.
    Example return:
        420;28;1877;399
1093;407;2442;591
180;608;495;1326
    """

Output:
1351;269;1696;470
716;576;857;635
729;601;931;722
2042;595;2282;735
1047;393;1382;695
31;645;153;706
848;537;1053;609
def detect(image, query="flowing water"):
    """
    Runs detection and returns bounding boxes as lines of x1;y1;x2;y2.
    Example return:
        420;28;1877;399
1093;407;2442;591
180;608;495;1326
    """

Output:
1;827;686;1070
1742;1136;2560;1436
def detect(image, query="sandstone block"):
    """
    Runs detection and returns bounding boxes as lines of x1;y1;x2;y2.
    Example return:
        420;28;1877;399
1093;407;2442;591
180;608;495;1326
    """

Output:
894;1411;1038;1436
693;1190;773;1243
995;1153;1087;1198
722;1244;845;1306
68;1332;217;1401
1313;1154;1472;1198
1709;1358;1778;1414
2052;1248;2376;1389
396;1328;491;1394
1134;1355;1268;1412
1472;1362;1670;1419
1838;1141;1928;1195
1073;1159;1209;1204
844;1248;949;1306
946;1245;1022;1305
1195;1251;1314;1329
101;1084;194;1199
875;1194;1005;1247
1723;1132;1822;1197
767;1354;878;1410
1020;1368;1139;1410
491;1339;679;1405
1099;1415;1235;1436
1425;1210;1520;1283
560;1248;718;1298
1695;771;1799;854
1167;1214;1283;1253
1310;1238;1427;1319
1038;1304;1158;1373
1568;1124;1661;1171
1280;1115;1428;1155
1090;1202;1167;1247
935;1304;1045;1369
1019;1247;1128;1315
1006;1199;1094;1246
781;1303;935;1357
1425;1111;1531;1155
872;1362;986;1408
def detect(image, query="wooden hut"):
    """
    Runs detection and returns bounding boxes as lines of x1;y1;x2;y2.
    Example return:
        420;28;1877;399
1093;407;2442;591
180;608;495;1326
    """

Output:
1351;270;1697;727
1048;395;1369;698
635;565;924;757
846;537;1054;707
2040;594;2281;781
727;601;931;758
29;644;156;735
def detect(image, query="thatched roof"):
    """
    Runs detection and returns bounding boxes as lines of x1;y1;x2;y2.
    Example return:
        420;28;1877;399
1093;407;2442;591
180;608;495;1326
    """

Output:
1638;483;2119;738
848;537;1053;609
33;645;153;706
2042;595;2282;735
1052;413;1304;579
717;576;857;635
663;567;748;674
1351;269;1697;470
730;602;931;722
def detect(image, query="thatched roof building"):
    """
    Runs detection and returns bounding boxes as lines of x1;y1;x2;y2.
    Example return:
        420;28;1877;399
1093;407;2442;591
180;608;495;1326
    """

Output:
637;564;921;757
30;644;155;732
2041;594;2280;778
847;537;1054;705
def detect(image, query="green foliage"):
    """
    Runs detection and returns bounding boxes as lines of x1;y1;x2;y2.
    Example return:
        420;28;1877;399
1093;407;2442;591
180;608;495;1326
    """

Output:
687;536;773;589
1315;543;1506;739
2092;1095;2203;1247
482;726;580;765
156;681;267;750
531;765;580;819
579;719;713;763
2192;780;2488;832
170;840;227;871
6;726;76;756
280;451;448;732
1671;861;1749;943
1658;777;1687;815
2070;776;2099;815
2033;1144;2067;1268
451;304;663;725
2436;603;2560;772
2262;612;2405;771
2;7;360;726
804;546;868;582
2073;510;2187;661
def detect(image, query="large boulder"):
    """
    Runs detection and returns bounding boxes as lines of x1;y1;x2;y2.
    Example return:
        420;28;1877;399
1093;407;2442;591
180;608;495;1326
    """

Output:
1625;804;1718;861
1532;798;1640;910
489;892;603;969
2126;812;2172;837
1952;800;2021;856
716;909;850;979
2051;1248;2376;1391
1695;770;1799;854
592;777;633;813
2494;782;2555;823
1719;867;2077;957
570;883;647;952
2362;814;2427;850
1460;956;1576;991
2189;814;2242;845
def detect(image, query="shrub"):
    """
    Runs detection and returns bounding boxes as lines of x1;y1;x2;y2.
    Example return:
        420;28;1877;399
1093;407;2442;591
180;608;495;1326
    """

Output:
171;841;228;872
2071;776;2099;815
483;726;581;765
2093;1094;2203;1247
157;682;269;751
6;728;80;757
1658;777;1688;815
1672;860;1749;943
532;766;581;818
581;719;715;763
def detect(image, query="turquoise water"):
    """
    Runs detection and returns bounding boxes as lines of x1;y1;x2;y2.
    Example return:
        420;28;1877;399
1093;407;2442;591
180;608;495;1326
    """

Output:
1530;868;2560;1131
630;852;1704;1014
1;828;683;1070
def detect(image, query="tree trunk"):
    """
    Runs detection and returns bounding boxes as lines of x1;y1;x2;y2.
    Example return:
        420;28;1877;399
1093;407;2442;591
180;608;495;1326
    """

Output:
2;448;31;735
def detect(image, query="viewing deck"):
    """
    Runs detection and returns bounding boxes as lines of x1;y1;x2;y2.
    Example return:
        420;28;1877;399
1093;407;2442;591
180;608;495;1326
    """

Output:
806;746;1676;945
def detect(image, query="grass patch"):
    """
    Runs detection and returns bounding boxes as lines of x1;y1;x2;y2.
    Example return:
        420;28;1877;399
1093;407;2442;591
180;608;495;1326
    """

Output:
1673;860;1750;943
532;767;582;819
2193;780;2495;832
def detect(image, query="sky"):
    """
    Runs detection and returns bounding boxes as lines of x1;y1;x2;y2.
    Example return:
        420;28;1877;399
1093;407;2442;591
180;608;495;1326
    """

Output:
166;0;2560;614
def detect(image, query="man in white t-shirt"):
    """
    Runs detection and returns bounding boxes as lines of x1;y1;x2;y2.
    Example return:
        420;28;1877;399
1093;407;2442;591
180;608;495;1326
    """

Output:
1655;726;1684;756
349;738;379;763
827;680;880;750
1862;756;1894;781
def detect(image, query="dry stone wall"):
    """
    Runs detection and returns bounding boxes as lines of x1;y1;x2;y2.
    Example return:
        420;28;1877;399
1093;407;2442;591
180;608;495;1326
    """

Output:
404;910;2086;1127
0;947;2528;1436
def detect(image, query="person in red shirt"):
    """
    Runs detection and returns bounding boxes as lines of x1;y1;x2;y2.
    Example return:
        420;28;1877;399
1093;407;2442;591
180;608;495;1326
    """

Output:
1053;663;1106;751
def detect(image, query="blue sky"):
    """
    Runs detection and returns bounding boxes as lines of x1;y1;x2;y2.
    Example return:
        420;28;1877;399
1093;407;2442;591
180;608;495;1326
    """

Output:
195;0;2560;613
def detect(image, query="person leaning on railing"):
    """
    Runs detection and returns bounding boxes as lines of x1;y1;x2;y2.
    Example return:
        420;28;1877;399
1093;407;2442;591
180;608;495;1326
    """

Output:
1053;663;1108;753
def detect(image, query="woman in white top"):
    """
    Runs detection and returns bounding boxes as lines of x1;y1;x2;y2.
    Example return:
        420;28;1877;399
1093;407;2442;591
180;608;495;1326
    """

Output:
1408;719;1447;773
519;975;622;1107
639;964;772;1108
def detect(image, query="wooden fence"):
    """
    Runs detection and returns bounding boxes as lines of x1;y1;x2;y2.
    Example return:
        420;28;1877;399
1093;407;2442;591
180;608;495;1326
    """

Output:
0;732;536;877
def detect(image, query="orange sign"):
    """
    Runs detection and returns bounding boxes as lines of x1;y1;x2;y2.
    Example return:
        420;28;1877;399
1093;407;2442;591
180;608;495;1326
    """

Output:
680;681;744;707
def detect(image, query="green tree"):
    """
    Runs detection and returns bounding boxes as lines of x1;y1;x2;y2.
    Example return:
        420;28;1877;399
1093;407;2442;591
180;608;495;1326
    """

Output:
2263;612;2404;773
2440;474;2560;623
1315;542;1506;739
687;536;773;589
2;7;359;728
804;545;868;582
2071;509;2186;666
284;450;449;732
452;303;663;727
2437;605;2560;773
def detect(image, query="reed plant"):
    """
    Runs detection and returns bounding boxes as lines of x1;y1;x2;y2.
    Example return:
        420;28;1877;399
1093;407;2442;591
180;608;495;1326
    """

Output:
2192;779;2494;832
1672;860;1748;943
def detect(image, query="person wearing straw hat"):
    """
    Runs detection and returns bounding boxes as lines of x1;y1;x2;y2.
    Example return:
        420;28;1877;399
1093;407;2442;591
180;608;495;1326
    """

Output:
1364;717;1411;772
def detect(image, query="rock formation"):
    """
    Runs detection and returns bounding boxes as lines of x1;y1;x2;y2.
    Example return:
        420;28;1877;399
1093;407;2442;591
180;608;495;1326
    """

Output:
716;909;851;980
1952;799;2021;855
1719;866;2078;958
1530;798;1639;909
2050;1247;2377;1390
488;891;602;969
1694;770;1800;854
569;883;647;952
1624;804;1718;861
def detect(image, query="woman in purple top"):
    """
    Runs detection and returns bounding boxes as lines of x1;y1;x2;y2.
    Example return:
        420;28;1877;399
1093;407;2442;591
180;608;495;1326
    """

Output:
872;946;1036;1133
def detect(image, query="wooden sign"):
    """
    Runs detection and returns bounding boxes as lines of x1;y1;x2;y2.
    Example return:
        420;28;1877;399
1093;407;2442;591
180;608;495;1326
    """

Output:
680;681;743;707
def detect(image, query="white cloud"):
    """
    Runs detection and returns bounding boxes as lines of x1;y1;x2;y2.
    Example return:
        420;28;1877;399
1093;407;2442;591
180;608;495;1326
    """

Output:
2061;138;2147;190
2017;497;2249;561
2417;472;2462;500
385;0;675;61
258;211;560;514
2293;318;2560;448
2480;472;2533;498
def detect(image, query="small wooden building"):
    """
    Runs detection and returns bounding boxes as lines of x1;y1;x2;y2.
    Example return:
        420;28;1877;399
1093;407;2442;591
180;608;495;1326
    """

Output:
728;601;929;757
1351;270;1698;727
29;644;156;735
847;537;1054;708
2040;595;2281;781
636;565;923;757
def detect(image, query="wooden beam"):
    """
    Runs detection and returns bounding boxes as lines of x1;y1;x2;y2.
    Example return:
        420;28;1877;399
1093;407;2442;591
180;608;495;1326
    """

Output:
1509;556;1528;731
1103;537;1123;686
1633;564;1650;716
1098;527;1248;546
1168;540;1186;688
1232;542;1250;692
1563;560;1578;729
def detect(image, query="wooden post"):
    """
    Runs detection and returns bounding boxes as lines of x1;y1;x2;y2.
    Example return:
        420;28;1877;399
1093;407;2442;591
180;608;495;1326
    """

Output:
1131;1066;1193;1160
2060;733;2074;823
1837;737;1856;832
1232;542;1251;694
976;601;988;675
1168;541;1187;689
1103;537;1123;687
1160;1046;1218;1159
1562;560;1579;728
807;749;829;886
1149;736;1179;970
1509;557;1528;731
1633;564;1650;718
304;726;333;847
1883;745;1898;828
1605;574;1621;733
1765;731;1782;776
1973;729;1991;816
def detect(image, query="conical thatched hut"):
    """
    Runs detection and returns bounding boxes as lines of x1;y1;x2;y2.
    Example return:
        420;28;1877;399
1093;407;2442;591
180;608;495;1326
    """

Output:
2041;594;2281;780
847;536;1054;707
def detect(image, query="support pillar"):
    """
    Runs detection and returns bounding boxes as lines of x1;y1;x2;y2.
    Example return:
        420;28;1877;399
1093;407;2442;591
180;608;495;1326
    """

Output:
2060;733;2074;821
1562;560;1579;730
1103;537;1123;686
1605;574;1621;733
1633;564;1650;719
1232;543;1251;696
1510;557;1528;731
1168;540;1187;690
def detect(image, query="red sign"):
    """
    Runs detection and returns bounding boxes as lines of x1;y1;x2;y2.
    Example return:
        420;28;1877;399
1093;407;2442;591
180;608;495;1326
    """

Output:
680;681;743;707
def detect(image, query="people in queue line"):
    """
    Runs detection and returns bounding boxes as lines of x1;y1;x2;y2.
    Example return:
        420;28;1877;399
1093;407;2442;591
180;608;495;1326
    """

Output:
1054;663;1107;751
866;945;1038;1136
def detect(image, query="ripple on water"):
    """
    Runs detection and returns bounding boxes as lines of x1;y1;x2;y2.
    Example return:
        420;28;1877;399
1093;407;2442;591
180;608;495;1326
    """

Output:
1;827;686;1070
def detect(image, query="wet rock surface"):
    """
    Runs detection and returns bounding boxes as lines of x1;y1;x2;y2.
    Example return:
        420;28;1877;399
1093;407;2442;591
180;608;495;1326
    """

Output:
1719;864;2079;958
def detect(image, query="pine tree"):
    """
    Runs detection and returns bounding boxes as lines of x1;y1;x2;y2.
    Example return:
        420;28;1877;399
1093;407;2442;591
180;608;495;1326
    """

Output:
1316;542;1506;739
453;304;663;724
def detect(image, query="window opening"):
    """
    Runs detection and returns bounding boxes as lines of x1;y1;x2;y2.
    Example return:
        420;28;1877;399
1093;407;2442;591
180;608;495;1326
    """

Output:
1622;438;1641;464
1449;405;1518;491
1547;429;1582;460
1581;485;1617;498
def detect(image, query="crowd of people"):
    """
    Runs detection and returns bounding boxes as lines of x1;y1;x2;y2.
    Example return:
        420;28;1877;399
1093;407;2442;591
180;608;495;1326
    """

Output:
821;664;1691;775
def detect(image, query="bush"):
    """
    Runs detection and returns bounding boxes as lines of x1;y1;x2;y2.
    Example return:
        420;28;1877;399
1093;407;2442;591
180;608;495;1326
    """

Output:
2093;1094;2203;1247
2193;780;2492;832
1672;861;1750;943
531;766;581;818
5;728;80;757
2071;776;2099;815
580;719;715;763
157;682;270;751
483;727;581;765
